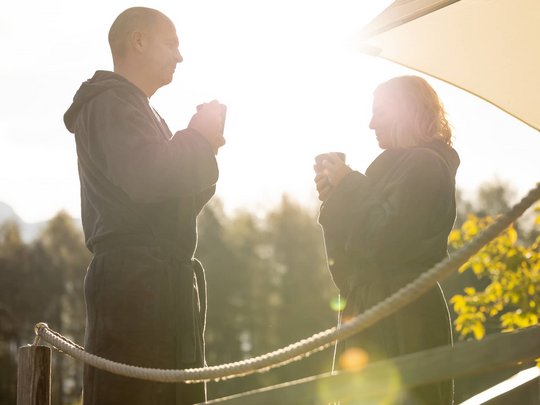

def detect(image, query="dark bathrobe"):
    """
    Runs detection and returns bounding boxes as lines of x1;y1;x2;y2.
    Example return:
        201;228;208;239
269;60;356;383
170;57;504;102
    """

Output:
319;141;459;405
64;71;218;405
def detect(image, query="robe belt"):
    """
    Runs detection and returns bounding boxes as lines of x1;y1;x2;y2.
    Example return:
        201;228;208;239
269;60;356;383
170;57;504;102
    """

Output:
92;233;206;366
91;233;192;259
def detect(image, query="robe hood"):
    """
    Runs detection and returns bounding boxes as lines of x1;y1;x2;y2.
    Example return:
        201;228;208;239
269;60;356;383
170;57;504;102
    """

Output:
64;71;144;133
425;139;461;177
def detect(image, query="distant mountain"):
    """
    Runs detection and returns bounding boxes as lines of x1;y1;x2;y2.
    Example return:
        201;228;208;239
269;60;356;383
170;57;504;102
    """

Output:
0;202;48;242
0;202;21;223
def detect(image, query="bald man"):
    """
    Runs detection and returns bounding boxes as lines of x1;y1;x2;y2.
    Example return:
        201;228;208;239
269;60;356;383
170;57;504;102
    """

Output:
64;7;225;404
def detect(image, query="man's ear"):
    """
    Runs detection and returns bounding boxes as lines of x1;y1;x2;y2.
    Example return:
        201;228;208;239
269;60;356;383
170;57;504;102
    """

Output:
130;31;145;53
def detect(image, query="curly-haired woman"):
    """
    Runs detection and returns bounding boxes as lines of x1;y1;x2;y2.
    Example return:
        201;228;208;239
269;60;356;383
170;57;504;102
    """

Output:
315;75;458;404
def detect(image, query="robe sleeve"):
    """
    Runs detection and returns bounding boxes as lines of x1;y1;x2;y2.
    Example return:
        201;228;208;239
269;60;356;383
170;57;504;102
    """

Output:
348;150;451;264
84;88;218;204
318;171;373;291
319;149;452;291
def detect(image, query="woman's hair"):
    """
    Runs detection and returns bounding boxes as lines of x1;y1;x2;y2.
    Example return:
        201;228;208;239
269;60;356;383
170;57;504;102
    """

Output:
374;75;453;147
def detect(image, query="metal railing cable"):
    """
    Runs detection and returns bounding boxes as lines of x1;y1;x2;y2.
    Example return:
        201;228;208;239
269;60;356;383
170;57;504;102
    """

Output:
35;182;540;383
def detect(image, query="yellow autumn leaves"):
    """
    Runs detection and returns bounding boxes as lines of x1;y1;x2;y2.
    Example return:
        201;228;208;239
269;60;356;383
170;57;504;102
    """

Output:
449;205;540;340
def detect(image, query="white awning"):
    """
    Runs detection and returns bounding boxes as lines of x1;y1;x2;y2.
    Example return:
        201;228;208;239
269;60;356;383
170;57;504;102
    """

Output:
360;0;540;132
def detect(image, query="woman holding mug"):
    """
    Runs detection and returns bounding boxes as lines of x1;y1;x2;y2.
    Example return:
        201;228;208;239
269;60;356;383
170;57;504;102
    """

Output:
315;75;458;404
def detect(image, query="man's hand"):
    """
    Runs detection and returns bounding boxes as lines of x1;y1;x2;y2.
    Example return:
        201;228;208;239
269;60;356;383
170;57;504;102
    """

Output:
188;100;226;155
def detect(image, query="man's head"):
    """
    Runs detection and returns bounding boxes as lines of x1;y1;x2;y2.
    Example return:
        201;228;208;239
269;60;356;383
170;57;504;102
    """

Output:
108;7;182;96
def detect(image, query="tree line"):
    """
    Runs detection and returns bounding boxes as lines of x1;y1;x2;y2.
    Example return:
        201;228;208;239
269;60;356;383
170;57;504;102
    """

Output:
0;181;538;404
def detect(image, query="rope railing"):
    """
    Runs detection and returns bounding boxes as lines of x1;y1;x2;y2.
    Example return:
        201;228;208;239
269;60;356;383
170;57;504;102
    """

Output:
35;182;540;383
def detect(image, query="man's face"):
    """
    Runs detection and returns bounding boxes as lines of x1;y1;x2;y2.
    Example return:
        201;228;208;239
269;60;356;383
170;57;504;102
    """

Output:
143;16;183;90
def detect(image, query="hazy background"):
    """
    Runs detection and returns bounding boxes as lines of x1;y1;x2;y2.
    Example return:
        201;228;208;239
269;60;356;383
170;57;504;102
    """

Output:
1;3;539;403
1;0;539;224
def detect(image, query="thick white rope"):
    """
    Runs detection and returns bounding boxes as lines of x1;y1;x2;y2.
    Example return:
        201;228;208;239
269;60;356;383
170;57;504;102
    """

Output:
36;182;540;383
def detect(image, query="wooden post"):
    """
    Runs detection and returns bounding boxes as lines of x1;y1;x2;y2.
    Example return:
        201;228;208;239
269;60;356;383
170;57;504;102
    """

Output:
17;345;51;405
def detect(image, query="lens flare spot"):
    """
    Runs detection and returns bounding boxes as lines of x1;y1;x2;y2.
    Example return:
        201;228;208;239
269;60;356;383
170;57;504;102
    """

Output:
330;296;346;312
341;314;355;324
316;356;403;404
339;348;369;372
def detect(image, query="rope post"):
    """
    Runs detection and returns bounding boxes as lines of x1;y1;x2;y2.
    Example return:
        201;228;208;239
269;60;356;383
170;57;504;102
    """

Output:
17;345;51;405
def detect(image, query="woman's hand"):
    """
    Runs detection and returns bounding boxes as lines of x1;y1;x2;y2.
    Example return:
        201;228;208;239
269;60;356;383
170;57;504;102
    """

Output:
322;153;352;187
313;153;352;201
314;172;332;201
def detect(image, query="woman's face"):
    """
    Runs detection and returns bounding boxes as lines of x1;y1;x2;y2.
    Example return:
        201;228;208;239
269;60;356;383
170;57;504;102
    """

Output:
369;94;396;149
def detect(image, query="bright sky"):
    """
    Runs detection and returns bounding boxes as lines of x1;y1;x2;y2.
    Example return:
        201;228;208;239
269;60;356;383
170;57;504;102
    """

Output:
1;0;539;223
